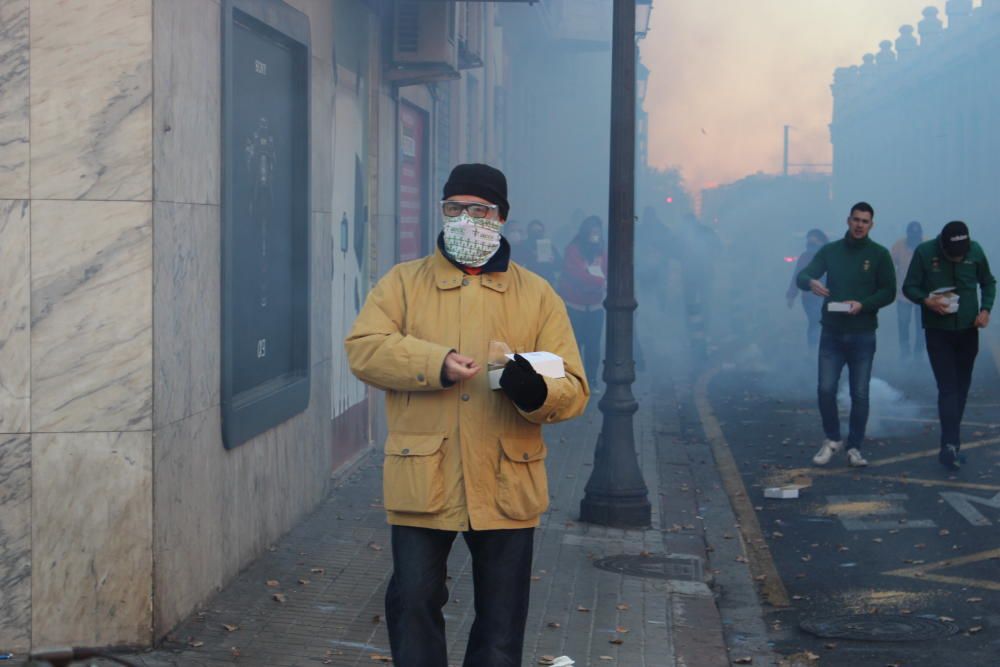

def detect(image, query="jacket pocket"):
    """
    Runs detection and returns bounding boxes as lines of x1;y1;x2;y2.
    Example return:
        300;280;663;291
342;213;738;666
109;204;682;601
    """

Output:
382;432;448;514
496;436;549;521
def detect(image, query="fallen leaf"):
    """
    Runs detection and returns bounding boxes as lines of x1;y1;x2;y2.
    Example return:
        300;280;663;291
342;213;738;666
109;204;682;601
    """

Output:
615;626;629;634
599;657;614;661
538;657;556;665
310;568;325;574
230;647;241;658
824;642;837;649
368;542;383;551
547;621;561;628
577;605;591;612
940;615;956;622
609;638;624;645
266;580;280;588
736;555;749;563
969;625;983;634
939;529;951;536
273;593;287;603
188;640;204;648
222;623;239;632
372;615;382;624
370;654;393;662
615;603;630;611
733;658;753;665
967;597;983;603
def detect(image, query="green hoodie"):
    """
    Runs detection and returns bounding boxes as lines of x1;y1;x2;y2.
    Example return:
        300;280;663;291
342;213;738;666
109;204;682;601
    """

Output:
796;233;896;332
901;237;996;330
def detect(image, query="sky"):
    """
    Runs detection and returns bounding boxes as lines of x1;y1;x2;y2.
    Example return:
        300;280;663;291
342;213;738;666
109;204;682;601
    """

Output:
640;0;948;194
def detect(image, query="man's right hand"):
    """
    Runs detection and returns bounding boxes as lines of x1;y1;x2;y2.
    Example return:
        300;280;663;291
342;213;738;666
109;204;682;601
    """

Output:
443;352;481;384
809;279;830;298
924;295;952;316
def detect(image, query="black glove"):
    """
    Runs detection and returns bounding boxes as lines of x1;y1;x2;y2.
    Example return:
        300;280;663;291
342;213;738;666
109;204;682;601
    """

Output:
499;354;548;412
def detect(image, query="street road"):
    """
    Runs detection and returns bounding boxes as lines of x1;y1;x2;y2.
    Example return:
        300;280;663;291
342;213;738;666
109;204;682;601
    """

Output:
697;340;1000;666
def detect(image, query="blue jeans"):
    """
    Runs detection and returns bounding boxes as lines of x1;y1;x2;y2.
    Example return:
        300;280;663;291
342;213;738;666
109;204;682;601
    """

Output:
818;328;877;450
385;525;534;667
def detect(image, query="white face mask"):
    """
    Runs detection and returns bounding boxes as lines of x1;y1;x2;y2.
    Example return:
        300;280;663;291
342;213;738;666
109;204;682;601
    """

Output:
442;212;503;267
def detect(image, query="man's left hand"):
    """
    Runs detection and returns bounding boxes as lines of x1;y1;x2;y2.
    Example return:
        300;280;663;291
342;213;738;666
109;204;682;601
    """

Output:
499;354;548;412
976;309;991;329
845;300;863;316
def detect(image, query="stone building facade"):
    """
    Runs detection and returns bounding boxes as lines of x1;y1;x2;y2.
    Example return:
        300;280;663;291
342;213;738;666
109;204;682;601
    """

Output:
830;0;1000;246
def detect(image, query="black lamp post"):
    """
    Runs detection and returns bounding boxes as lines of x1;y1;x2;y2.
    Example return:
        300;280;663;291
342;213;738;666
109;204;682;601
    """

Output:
579;0;652;528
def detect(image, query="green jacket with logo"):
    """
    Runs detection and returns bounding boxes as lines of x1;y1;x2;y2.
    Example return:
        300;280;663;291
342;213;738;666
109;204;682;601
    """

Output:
796;234;896;332
901;238;996;330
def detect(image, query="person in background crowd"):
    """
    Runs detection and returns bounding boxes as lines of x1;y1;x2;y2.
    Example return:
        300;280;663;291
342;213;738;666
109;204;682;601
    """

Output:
797;202;896;469
346;163;588;667
520;219;561;284
636;206;674;318
786;229;829;349
892;221;925;360
558;215;608;387
678;212;722;362
504;219;527;261
903;220;996;470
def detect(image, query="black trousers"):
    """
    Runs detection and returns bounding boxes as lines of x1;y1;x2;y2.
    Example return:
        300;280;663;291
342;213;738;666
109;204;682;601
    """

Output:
385;525;534;667
568;307;604;385
925;328;979;448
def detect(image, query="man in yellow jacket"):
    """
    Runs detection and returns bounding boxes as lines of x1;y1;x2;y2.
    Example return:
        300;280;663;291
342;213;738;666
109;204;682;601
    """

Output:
346;163;589;667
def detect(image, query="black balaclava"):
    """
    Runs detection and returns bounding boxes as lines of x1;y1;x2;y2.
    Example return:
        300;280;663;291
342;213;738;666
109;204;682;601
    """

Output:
442;163;510;220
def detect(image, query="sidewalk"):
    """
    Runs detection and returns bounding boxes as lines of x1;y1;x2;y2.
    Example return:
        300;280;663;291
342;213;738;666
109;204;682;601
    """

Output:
95;380;744;667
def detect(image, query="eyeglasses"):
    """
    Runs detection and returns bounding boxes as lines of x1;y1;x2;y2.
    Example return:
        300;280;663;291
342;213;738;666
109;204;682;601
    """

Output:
441;200;498;219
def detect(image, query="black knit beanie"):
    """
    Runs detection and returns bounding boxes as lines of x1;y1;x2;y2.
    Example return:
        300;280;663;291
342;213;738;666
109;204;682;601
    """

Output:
940;220;971;258
443;163;510;219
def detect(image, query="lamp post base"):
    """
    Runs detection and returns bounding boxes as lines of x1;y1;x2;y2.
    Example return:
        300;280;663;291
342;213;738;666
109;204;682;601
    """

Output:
579;493;651;528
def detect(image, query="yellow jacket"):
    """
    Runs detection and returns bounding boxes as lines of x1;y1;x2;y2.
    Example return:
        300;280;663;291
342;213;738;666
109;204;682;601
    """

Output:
345;249;589;531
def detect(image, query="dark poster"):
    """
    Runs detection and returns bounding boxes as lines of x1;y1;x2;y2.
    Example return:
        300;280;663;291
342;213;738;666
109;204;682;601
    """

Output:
222;0;310;449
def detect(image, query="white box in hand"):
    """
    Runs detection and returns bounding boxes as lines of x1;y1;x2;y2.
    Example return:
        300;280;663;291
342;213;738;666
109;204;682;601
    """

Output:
827;302;852;313
489;351;566;390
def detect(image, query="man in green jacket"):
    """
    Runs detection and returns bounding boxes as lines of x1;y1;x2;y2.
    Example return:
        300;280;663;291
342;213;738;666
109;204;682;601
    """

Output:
797;202;896;467
902;221;996;470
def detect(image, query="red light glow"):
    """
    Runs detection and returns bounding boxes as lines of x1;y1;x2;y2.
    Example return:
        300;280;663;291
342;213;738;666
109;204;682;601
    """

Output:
783;256;796;263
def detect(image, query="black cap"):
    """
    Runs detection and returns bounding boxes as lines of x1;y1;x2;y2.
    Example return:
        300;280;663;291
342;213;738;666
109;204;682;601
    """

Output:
443;163;509;219
940;220;971;258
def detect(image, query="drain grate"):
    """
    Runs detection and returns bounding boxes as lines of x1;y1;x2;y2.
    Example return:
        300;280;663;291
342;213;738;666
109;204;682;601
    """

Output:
592;553;703;581
800;615;959;642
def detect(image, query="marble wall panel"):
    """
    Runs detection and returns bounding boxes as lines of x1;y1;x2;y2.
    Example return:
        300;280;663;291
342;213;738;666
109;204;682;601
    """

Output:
31;200;152;432
0;434;31;653
312;212;334;367
152;408;225;635
0;200;30;433
153;202;221;429
30;0;152;201
0;1;29;198
153;0;220;205
285;0;333;65
32;432;152;647
311;55;334;213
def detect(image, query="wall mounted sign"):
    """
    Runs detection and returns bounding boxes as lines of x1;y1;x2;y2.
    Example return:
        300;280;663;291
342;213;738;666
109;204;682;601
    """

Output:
221;0;311;449
398;101;428;261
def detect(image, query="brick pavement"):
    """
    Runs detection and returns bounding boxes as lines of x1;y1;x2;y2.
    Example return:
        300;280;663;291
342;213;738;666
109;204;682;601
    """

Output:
80;380;739;667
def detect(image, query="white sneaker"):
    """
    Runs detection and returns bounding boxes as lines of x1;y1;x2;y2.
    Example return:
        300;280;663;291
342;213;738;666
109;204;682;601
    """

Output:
847;448;868;467
812;439;843;466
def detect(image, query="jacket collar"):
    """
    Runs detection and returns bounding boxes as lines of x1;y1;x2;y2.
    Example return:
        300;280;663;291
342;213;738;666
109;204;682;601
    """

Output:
433;234;511;292
843;231;871;249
